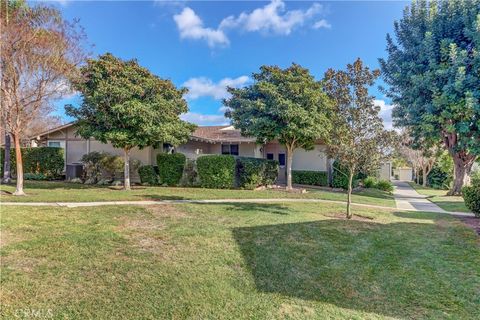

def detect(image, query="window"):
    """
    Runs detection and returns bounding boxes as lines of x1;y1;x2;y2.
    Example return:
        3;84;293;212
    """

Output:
221;144;239;155
266;153;274;160
48;141;61;148
278;153;286;166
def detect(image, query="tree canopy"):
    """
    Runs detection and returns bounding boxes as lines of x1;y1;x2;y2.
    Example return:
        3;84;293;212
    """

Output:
224;63;333;189
66;53;195;189
324;58;393;218
380;0;480;194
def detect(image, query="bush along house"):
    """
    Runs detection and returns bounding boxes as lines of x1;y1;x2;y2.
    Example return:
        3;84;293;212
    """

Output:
28;122;391;184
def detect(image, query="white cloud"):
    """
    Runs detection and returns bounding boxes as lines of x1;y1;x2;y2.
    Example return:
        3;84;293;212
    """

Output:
173;7;229;47
374;99;395;130
219;0;327;35
313;19;331;29
183;76;250;100
181;112;229;126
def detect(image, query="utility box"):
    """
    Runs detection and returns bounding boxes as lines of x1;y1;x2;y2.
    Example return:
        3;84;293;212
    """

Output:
66;163;83;180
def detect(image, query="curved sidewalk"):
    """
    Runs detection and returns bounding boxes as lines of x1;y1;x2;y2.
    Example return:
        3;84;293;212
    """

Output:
1;196;475;217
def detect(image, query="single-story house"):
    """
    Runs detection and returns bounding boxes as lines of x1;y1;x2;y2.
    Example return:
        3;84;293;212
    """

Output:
29;122;391;183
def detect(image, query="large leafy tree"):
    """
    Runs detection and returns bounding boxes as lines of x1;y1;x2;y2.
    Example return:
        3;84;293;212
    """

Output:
324;59;393;219
224;64;333;190
1;0;85;195
380;0;480;195
66;53;195;190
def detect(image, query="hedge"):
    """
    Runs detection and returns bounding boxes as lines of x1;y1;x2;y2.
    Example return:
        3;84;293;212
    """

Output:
463;181;480;217
332;161;360;189
292;170;328;186
157;153;186;186
197;155;236;189
138;165;159;185
1;147;64;179
236;157;279;189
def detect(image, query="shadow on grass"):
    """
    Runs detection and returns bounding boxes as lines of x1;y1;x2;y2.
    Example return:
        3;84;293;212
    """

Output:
232;216;479;318
135;194;186;201
196;202;292;215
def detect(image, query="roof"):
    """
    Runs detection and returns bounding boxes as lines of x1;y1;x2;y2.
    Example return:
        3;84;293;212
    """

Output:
191;125;256;143
32;122;257;144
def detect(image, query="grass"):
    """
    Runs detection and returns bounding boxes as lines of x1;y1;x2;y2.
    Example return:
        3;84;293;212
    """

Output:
1;203;479;319
409;182;470;213
0;180;395;207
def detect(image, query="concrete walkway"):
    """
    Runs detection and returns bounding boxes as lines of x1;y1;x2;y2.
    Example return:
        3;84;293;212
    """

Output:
393;181;474;217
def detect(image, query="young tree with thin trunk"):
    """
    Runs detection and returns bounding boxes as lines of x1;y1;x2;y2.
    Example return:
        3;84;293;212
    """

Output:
0;0;85;195
380;0;480;195
224;64;333;190
324;59;393;219
66;53;196;190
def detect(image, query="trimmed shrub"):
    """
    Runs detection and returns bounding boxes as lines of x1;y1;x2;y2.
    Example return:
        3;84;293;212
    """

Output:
263;160;279;185
236;158;262;189
156;153;186;186
81;151;104;184
138;165;159;185
292;170;328;186
332;161;360;189
376;179;394;192
363;176;377;188
197;155;236;189
0;147;64;179
463;182;480;217
427;165;452;190
180;159;199;187
100;154;124;180
24;173;47;180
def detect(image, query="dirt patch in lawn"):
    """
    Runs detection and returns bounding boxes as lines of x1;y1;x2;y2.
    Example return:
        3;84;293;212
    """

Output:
457;216;480;236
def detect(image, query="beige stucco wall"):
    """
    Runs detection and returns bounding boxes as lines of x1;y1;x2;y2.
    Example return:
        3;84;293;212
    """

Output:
291;145;328;171
176;140;213;159
379;162;391;181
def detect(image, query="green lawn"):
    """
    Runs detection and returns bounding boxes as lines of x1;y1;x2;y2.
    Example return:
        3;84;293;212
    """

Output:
0;180;395;207
409;182;470;213
1;203;479;319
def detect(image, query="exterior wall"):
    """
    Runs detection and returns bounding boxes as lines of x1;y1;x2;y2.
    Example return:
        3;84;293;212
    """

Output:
175;140;213;159
291;145;328;171
379;162;391;181
398;168;413;181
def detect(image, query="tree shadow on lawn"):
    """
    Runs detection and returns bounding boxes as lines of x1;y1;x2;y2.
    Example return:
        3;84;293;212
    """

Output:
196;202;292;215
232;216;479;318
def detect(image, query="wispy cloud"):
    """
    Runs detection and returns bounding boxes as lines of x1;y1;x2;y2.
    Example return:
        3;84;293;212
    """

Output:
313;19;331;29
173;7;229;48
183;76;250;100
220;0;326;35
181;112;229;126
172;1;330;47
374;99;395;130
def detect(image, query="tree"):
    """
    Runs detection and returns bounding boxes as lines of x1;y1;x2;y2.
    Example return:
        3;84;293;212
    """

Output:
224;63;333;190
324;59;393;219
66;53;196;190
2;132;11;183
380;0;480;195
0;0;85;195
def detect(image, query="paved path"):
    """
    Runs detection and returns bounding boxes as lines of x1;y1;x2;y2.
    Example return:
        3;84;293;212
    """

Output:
1;193;475;217
393;181;474;217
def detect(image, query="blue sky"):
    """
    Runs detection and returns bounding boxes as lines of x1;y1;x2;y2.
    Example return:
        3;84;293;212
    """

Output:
45;0;408;129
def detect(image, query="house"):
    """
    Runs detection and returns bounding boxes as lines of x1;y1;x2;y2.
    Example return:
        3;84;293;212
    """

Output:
31;122;331;183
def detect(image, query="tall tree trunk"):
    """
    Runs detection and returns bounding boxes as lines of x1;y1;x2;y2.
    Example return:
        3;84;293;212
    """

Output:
422;165;428;187
448;152;475;195
3;132;11;183
286;144;293;191
12;132;25;195
346;169;354;219
123;148;131;191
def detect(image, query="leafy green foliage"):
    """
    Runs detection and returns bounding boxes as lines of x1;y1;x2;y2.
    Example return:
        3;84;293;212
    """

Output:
179;159;199;187
66;53;195;189
332;161;360;190
236;157;279;189
0;147;64;179
292;170;328;186
80;152;105;184
138;165;159;186
380;0;480;194
463;181;480;217
225;63;333;189
197;155;236;189
156;153;186;186
24;173;47;181
376;180;394;193
81;152;139;184
363;177;378;189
